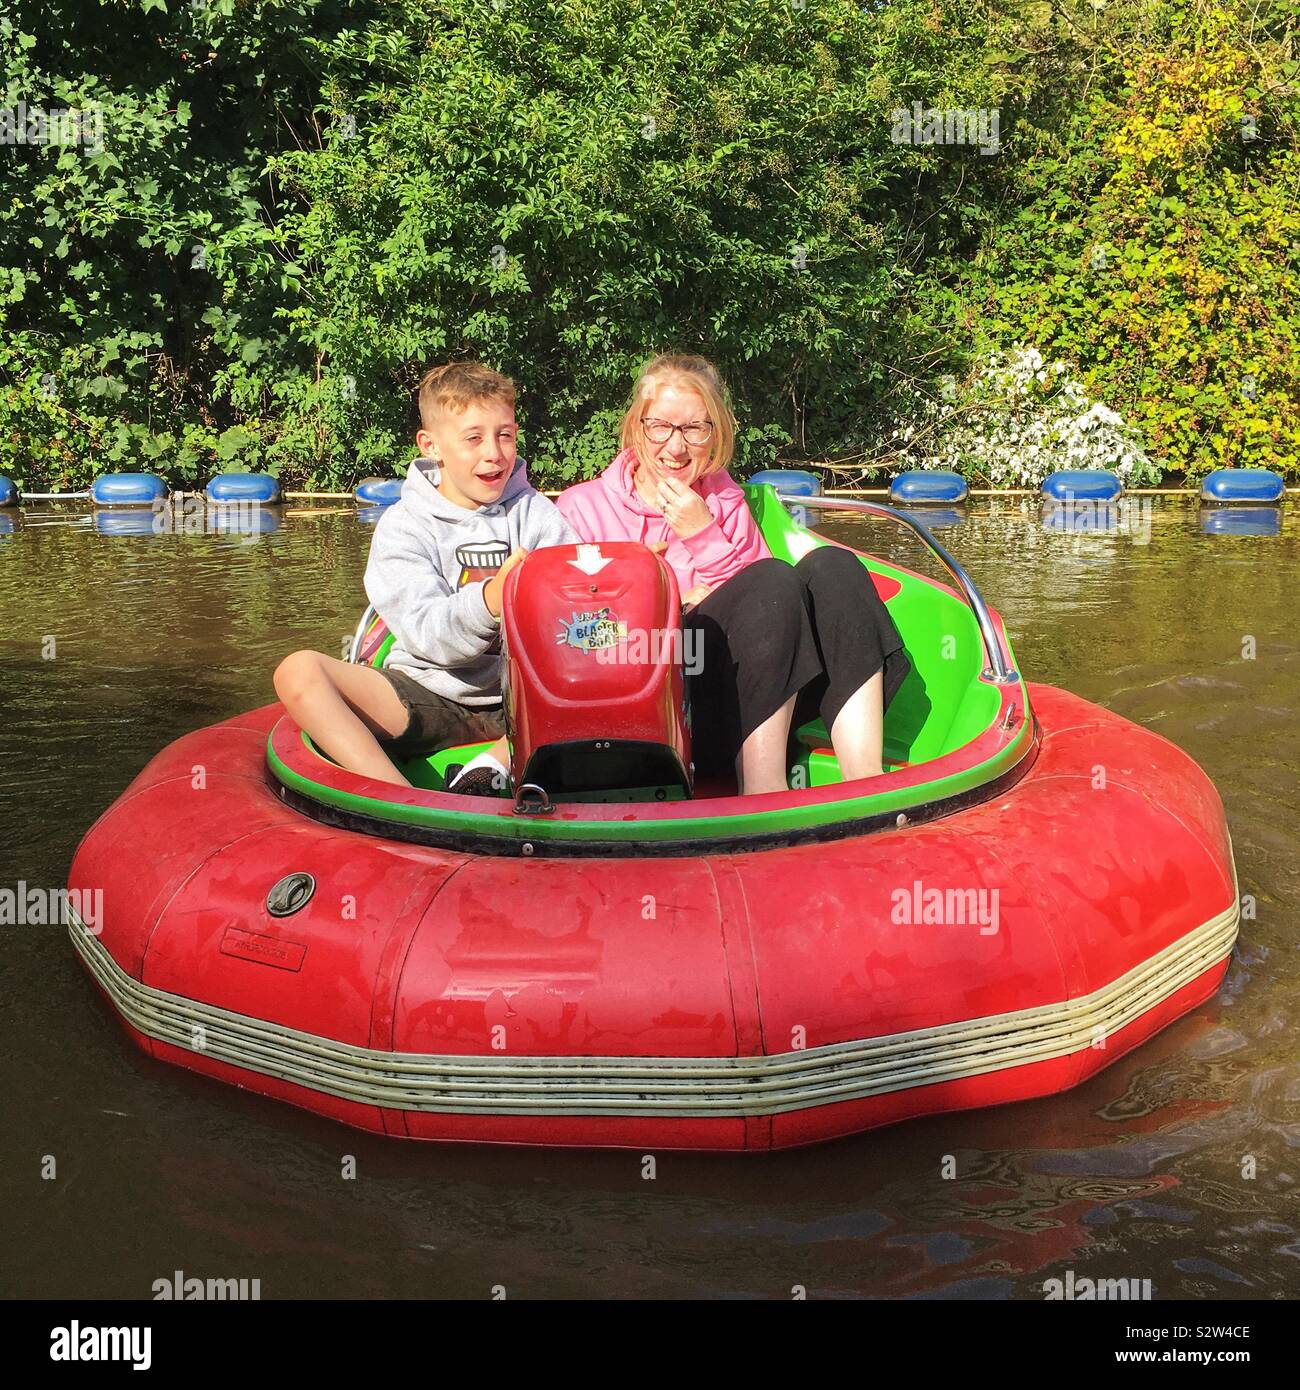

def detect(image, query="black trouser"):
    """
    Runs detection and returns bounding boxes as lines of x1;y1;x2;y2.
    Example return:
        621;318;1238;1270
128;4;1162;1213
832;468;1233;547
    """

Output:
684;548;910;777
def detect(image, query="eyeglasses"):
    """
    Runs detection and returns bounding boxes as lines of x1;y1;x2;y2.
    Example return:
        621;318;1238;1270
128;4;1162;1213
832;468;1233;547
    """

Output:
642;417;714;446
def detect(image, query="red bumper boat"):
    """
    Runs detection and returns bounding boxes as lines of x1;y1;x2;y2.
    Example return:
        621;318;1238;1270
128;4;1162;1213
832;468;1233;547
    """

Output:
66;488;1239;1150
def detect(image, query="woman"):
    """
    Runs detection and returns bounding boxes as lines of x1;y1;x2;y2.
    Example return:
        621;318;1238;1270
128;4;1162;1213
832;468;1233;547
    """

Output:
557;354;909;794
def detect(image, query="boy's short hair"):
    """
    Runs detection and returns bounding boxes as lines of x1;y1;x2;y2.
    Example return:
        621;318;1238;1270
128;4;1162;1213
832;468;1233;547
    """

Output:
417;362;515;431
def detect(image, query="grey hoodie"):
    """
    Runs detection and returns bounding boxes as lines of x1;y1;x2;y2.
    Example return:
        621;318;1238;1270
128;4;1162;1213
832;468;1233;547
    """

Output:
364;456;578;705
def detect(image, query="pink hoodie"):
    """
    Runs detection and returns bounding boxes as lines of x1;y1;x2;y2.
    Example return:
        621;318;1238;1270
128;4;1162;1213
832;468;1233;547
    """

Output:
556;447;770;594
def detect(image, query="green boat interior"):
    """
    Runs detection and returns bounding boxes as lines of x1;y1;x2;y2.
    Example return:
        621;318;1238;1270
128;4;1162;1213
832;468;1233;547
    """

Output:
310;484;1030;813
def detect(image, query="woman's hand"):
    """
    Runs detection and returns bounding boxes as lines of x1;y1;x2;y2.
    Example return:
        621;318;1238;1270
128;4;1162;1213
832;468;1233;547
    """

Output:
681;583;713;609
655;475;714;539
483;548;528;618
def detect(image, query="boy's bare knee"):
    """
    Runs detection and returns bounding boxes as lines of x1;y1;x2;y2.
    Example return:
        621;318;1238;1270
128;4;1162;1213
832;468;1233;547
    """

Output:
274;650;323;704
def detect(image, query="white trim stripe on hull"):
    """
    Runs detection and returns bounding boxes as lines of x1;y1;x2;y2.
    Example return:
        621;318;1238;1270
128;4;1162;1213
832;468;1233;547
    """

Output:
68;900;1238;1119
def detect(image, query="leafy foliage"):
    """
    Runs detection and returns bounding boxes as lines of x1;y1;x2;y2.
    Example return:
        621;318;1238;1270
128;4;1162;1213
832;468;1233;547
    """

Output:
0;0;369;486
952;0;1300;480
2;0;1297;490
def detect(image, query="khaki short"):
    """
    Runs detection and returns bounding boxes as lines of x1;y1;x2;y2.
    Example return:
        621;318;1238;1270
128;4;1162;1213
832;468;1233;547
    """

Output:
376;669;506;754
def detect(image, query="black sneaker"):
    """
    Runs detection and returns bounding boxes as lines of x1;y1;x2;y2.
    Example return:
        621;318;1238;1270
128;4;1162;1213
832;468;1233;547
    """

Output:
448;766;507;797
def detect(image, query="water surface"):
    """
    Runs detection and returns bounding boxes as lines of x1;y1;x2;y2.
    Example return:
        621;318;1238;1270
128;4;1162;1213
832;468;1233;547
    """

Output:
1;496;1295;1299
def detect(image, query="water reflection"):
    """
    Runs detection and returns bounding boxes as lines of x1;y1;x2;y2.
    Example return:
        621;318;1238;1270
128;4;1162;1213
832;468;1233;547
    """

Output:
209;504;282;536
900;507;965;530
1039;498;1156;544
1200;506;1283;538
92;508;161;536
89;501;285;538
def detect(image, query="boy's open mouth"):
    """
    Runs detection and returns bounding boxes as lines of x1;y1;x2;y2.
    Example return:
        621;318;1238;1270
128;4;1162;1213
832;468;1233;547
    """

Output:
475;468;507;485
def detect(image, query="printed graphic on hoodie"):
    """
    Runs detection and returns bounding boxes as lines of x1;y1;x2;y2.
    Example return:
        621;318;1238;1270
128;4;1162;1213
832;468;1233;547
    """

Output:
455;540;511;588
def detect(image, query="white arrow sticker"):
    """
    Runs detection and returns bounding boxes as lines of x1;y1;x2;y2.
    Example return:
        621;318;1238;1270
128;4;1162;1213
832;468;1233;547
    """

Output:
567;544;612;576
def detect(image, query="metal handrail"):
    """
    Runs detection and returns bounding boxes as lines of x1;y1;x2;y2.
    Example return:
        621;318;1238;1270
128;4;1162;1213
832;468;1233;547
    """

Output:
774;493;1018;685
348;498;1015;683
347;603;378;664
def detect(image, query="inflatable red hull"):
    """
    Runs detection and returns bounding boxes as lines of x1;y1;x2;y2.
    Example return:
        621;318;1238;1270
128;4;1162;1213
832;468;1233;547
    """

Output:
66;682;1238;1150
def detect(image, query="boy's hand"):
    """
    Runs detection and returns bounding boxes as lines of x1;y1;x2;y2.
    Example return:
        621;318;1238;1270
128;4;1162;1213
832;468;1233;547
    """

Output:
656;476;713;539
483;548;528;618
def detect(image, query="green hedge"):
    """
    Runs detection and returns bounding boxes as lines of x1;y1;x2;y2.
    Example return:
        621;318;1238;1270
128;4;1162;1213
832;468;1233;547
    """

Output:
956;1;1300;481
2;0;1296;491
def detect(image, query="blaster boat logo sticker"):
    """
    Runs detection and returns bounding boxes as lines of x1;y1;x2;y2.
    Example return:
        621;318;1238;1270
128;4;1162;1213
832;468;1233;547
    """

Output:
558;608;627;653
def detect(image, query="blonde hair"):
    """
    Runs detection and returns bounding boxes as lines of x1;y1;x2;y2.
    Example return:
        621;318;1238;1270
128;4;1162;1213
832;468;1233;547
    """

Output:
417;361;515;431
619;354;737;476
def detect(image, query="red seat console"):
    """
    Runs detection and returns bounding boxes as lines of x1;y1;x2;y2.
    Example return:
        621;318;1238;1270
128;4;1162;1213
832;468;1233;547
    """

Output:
501;543;692;800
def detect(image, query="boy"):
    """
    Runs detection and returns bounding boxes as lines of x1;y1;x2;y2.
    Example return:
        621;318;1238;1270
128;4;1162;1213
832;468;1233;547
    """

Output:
273;362;577;793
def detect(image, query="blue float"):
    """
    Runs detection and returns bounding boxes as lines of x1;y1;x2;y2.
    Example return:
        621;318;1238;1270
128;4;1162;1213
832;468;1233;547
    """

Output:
889;470;969;504
355;477;403;506
1041;469;1122;502
748;469;822;527
0;476;16;507
90;473;168;507
206;472;281;504
748;468;822;498
1200;506;1282;537
1200;468;1284;503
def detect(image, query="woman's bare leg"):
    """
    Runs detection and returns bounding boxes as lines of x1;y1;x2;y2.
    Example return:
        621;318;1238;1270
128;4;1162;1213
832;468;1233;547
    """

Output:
829;670;885;781
736;694;798;795
273;651;413;787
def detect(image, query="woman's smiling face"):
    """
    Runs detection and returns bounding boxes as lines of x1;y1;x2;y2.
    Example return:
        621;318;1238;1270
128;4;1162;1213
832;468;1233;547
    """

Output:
636;383;714;493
